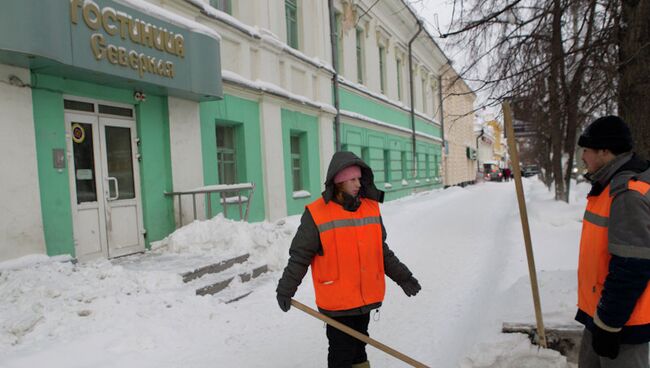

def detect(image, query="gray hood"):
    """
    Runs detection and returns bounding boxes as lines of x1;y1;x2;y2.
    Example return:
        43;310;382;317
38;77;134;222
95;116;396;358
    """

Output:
322;151;384;203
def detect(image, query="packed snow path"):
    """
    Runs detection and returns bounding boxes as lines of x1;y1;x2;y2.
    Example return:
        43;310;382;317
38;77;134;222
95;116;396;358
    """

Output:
1;179;588;367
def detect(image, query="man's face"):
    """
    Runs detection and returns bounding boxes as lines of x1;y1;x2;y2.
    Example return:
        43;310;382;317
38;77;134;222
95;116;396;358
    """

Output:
339;177;361;197
582;148;613;174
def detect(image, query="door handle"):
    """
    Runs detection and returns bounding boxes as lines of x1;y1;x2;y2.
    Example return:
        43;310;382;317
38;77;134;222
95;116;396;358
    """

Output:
107;177;119;201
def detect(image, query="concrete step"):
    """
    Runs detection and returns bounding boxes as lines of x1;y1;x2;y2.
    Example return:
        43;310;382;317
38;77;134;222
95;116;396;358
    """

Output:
181;253;250;283
195;264;268;296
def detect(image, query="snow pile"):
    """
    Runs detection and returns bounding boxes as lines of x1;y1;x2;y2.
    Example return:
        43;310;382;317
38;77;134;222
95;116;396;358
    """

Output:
152;213;299;271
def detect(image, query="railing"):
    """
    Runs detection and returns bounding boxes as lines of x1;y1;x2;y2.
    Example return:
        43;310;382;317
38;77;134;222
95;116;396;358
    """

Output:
164;183;255;227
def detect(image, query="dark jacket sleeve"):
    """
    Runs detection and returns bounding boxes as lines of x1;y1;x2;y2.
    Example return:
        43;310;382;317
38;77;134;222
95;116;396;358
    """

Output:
276;209;321;297
381;217;413;283
597;190;650;328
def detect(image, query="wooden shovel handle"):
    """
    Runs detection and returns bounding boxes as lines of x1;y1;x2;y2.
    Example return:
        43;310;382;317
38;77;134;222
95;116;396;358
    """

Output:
291;299;430;368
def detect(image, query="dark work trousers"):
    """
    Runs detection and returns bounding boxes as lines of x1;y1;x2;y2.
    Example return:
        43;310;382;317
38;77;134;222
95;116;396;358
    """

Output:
326;313;370;368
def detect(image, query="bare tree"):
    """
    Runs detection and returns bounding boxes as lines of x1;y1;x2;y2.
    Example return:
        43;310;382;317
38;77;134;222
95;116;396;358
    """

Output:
429;0;619;201
618;0;650;159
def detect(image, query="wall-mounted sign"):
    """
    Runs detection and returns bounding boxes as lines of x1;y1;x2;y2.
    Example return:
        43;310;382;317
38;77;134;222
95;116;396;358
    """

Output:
0;1;222;100
70;0;182;79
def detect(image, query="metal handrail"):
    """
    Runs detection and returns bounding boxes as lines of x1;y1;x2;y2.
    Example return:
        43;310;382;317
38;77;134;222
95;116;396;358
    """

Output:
164;183;255;227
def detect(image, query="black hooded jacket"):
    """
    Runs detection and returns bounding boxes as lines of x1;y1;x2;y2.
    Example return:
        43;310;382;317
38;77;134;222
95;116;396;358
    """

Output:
276;152;414;317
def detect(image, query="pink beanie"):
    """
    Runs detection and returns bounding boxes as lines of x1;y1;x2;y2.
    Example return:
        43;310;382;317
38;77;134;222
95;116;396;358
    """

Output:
334;165;362;184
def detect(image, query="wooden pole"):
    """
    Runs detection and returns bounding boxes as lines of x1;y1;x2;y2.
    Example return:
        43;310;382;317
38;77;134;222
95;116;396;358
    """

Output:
502;101;548;348
290;299;430;368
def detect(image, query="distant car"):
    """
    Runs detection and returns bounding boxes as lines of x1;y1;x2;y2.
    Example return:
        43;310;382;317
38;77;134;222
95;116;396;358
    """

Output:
521;165;540;177
483;163;503;182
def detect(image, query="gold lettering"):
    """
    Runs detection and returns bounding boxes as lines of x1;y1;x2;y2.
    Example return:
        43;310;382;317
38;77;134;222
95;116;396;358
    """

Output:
90;34;106;60
153;27;165;51
174;35;184;58
101;8;118;36
138;55;149;78
163;31;177;55
107;45;118;64
70;0;82;25
128;18;141;44
118;47;128;66
129;50;139;70
117;13;130;39
166;62;174;78
82;2;101;31
141;23;154;48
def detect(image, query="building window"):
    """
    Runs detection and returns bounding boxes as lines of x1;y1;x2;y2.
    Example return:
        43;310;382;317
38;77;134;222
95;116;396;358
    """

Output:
383;149;391;182
290;134;304;191
425;154;431;177
379;45;386;94
421;77;427;113
209;0;231;14
396;58;403;101
285;0;299;49
356;27;364;84
432;79;440;121
334;12;343;72
216;125;238;185
401;151;407;180
433;155;439;178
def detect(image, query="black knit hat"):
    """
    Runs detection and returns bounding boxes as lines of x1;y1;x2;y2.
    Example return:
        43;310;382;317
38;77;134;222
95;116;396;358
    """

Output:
577;115;633;154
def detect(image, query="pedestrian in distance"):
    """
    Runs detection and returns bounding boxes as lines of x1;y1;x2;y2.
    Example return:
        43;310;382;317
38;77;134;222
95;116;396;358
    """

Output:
575;115;650;367
276;151;421;368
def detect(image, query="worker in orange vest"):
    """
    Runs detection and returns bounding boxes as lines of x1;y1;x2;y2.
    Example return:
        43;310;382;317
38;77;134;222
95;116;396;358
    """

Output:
277;151;421;368
575;115;650;367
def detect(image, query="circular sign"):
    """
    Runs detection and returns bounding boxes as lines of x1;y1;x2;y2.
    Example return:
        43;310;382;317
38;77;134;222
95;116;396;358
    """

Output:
72;123;85;144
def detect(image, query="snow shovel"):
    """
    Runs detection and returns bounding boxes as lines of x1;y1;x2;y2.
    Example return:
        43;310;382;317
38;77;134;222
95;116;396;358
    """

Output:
502;101;548;348
291;299;430;368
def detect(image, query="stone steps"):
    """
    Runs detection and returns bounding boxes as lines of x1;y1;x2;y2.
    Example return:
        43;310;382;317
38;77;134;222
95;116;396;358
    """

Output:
181;254;268;302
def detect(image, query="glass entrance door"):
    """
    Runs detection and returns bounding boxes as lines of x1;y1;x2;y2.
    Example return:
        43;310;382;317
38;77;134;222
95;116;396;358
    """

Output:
66;104;144;260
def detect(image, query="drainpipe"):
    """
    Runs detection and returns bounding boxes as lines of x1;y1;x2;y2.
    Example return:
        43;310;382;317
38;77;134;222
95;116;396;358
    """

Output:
438;73;445;183
328;0;341;152
408;20;423;177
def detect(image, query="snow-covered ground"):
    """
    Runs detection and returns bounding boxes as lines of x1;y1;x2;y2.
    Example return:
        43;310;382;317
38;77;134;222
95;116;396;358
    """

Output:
0;178;591;367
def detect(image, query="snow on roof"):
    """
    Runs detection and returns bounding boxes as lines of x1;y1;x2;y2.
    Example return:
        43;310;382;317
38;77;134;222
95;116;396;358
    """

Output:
114;0;221;40
222;70;337;114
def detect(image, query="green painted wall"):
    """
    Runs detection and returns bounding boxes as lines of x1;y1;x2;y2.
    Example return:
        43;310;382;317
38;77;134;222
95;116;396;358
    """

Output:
31;73;175;255
32;88;73;256
340;122;442;201
135;96;176;246
339;86;441;138
199;94;265;222
281;109;321;216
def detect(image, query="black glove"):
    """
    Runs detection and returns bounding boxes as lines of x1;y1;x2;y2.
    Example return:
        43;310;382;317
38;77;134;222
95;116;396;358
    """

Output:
277;293;292;312
399;276;421;297
591;325;621;359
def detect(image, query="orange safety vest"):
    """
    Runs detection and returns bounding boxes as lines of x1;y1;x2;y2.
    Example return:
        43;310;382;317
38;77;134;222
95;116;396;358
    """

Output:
578;179;650;326
307;197;385;311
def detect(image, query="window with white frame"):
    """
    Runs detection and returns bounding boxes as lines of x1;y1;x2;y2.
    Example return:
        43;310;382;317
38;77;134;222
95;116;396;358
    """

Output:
379;45;386;94
334;11;343;73
290;133;304;191
396;57;403;101
285;0;299;49
216;124;238;185
209;0;231;14
356;27;364;84
421;76;428;113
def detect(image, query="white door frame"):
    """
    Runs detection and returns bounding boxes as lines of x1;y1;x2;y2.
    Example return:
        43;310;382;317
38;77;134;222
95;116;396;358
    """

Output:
65;97;145;260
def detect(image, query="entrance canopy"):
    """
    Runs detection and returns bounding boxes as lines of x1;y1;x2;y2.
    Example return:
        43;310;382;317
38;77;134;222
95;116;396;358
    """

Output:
0;0;222;101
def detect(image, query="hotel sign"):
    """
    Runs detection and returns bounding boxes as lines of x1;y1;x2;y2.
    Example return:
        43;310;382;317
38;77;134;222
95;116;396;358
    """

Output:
0;0;222;100
70;0;181;79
